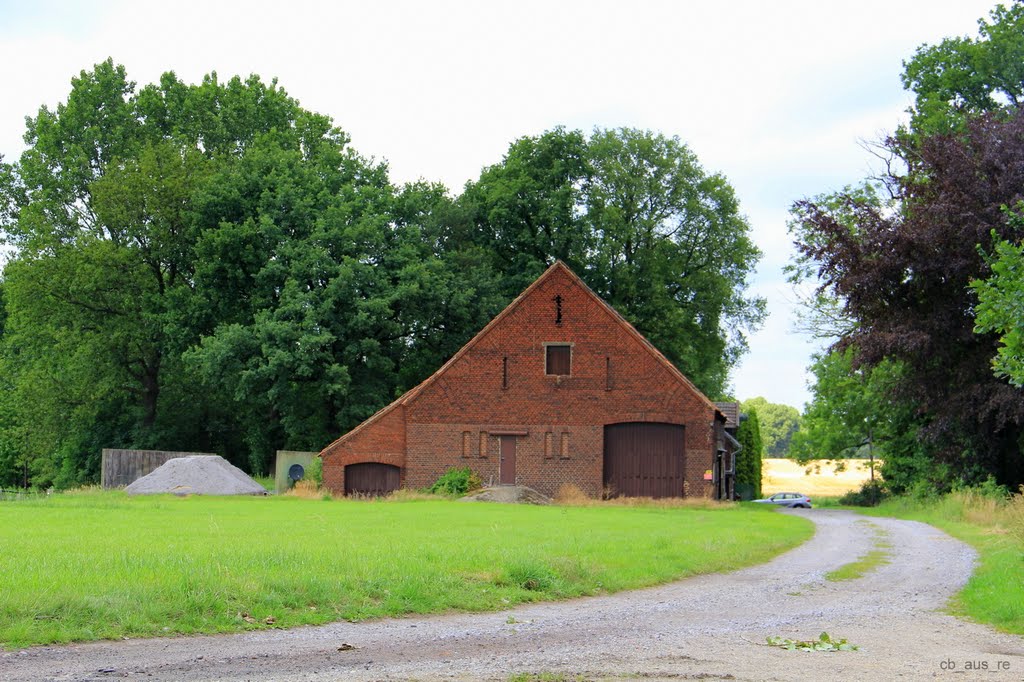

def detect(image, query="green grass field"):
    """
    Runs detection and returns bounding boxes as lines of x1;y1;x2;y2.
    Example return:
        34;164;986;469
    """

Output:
0;492;812;648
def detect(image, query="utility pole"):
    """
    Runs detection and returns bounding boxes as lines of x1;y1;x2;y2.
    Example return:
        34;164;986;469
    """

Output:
867;426;875;481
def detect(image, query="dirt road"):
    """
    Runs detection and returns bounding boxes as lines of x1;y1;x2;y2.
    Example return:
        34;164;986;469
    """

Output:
4;509;1023;681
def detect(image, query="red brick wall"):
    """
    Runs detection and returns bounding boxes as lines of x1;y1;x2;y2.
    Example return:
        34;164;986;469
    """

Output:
322;265;716;498
322;405;406;493
404;423;605;498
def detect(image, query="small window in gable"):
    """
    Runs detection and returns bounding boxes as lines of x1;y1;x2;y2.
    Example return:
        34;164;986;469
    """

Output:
545;344;571;376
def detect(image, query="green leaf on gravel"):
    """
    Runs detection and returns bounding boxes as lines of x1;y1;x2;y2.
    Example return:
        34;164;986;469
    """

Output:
766;632;859;652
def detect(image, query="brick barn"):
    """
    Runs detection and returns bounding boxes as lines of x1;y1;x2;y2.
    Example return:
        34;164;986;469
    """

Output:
320;261;729;499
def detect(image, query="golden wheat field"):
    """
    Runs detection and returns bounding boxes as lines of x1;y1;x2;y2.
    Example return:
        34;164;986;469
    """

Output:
761;458;881;497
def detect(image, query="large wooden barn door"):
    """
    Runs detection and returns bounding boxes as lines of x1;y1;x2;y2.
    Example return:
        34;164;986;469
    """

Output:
499;436;517;484
603;422;685;498
344;463;400;496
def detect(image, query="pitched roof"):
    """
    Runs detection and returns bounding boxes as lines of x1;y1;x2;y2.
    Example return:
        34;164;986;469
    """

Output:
715;401;740;429
321;261;718;458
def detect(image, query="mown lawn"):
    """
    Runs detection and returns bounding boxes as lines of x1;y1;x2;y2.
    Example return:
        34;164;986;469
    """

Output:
0;492;812;648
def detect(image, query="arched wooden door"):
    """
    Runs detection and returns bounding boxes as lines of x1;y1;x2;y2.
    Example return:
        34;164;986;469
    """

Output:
603;422;685;498
344;463;400;496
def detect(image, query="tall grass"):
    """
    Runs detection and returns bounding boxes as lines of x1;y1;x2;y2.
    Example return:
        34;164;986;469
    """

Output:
0;491;812;648
859;486;1024;634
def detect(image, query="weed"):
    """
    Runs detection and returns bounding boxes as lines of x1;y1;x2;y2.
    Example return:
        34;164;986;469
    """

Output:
825;526;893;581
825;549;891;581
555;488;732;510
509;674;589;682
1007;486;1024;546
252;476;275;493
502;559;559;591
599;496;729;509
384;489;445;502
285;479;322;499
553;483;591;504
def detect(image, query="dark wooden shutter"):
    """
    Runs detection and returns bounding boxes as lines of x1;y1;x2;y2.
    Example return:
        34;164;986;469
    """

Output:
344;463;400;496
546;345;571;375
603;422;685;498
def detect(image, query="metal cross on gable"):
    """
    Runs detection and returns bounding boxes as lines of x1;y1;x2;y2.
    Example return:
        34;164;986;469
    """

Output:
553;294;563;324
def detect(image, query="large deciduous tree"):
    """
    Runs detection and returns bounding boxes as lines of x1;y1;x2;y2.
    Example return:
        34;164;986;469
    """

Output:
790;4;1024;490
1;65;765;487
902;2;1024;136
462;127;765;397
0;61;490;484
791;111;1024;487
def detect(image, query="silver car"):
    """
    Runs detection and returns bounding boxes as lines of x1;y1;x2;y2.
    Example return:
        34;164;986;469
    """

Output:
753;492;813;508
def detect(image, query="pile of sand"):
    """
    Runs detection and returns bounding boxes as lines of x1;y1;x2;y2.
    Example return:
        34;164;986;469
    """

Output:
124;456;268;496
460;485;551;505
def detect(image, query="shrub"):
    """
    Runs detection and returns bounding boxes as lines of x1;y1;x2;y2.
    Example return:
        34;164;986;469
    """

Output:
907;478;942;502
428;467;482;496
308;456;323;486
840;480;888;506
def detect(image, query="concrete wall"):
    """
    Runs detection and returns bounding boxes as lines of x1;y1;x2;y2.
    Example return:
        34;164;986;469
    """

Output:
274;451;318;494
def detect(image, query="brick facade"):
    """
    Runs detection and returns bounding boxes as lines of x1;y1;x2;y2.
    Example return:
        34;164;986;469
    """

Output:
321;262;722;498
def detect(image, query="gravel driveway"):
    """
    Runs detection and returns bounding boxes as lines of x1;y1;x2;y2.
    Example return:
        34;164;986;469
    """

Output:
4;509;1023;681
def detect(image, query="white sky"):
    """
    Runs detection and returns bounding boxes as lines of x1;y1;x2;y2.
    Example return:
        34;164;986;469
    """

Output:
0;0;1000;409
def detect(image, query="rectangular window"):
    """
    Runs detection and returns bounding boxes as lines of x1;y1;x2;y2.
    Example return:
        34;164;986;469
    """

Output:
462;431;470;458
479;432;488;458
544;431;554;459
546;344;571;376
560;432;570;459
502;356;508;390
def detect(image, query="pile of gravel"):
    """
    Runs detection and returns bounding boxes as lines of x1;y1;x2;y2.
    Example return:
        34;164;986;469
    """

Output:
125;456;268;496
460;485;551;505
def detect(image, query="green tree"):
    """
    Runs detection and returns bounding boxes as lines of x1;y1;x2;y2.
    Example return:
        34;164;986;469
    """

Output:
972;211;1024;386
459;127;591;294
789;4;1024;490
735;408;763;498
789;349;874;462
902;2;1024;136
740;397;801;457
0;66;765;487
461;127;765;396
0;61;445;483
790;349;937;494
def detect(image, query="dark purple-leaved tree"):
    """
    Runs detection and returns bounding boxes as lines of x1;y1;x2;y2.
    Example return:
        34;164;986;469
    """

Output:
792;110;1024;487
